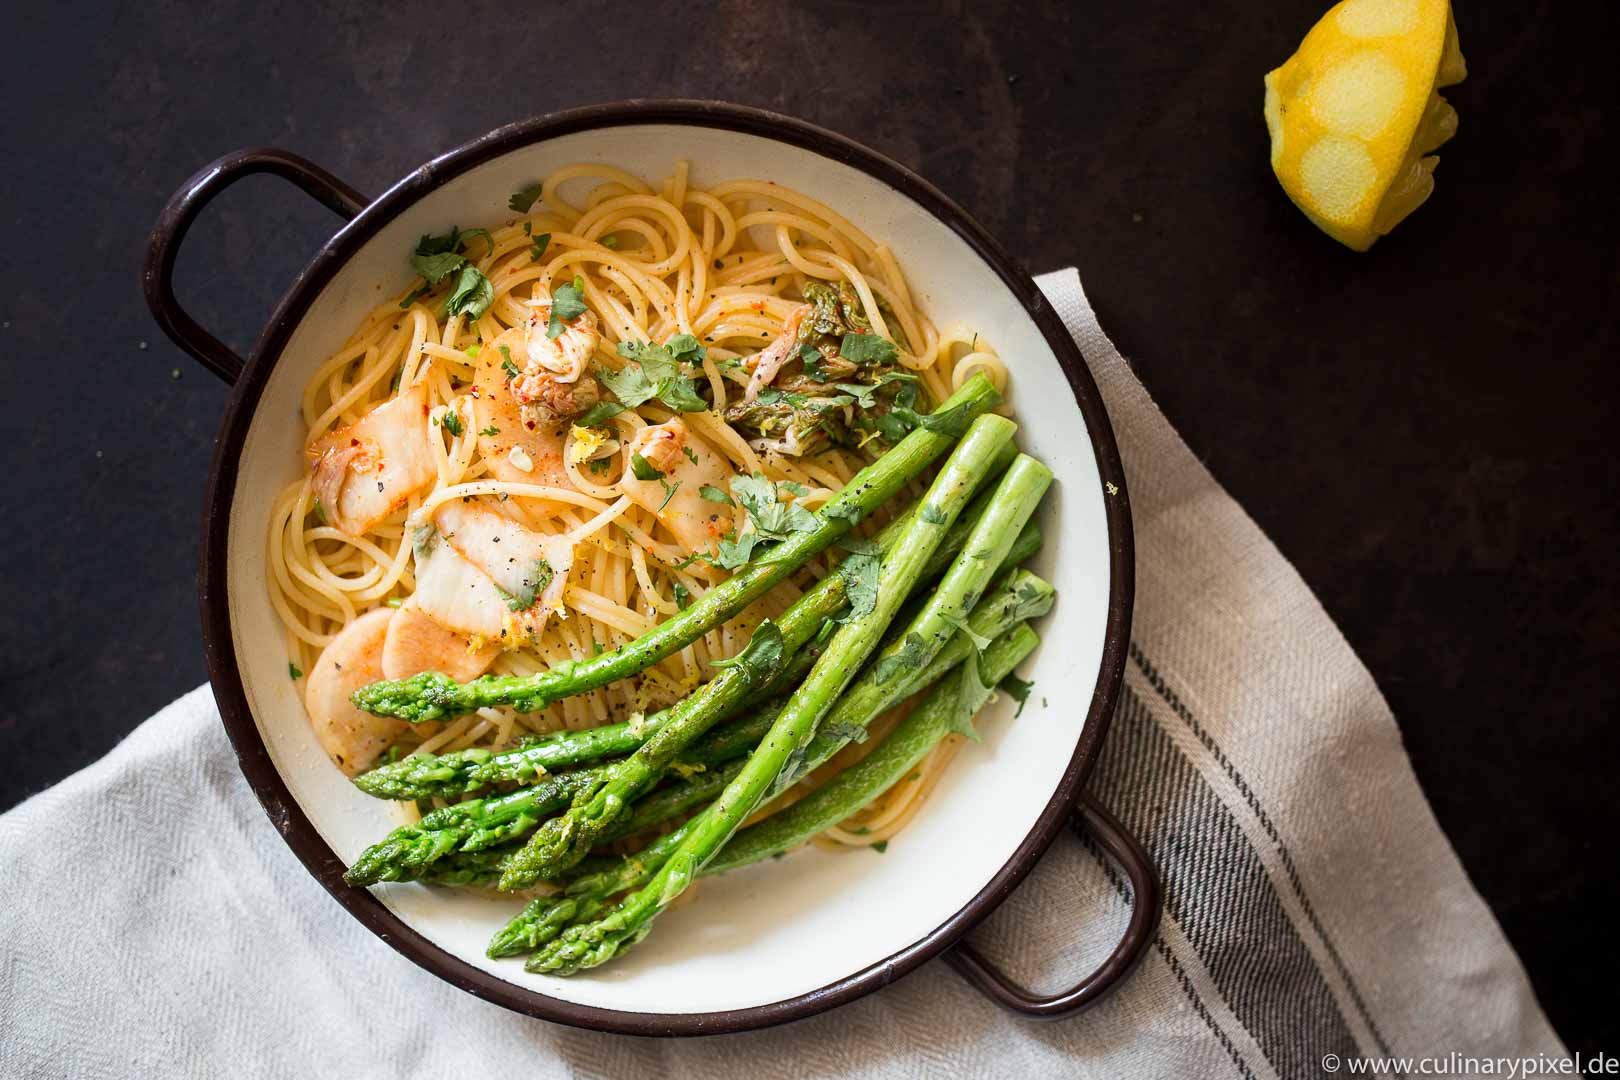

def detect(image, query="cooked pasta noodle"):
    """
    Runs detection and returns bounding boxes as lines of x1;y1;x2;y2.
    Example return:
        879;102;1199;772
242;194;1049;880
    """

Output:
273;162;1009;849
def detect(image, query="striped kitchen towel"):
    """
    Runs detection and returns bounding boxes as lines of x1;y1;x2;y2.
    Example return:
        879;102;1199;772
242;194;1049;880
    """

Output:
0;269;1570;1079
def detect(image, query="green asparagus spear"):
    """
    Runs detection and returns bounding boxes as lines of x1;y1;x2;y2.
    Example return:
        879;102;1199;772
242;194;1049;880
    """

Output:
352;374;1003;722
488;586;1049;959
413;846;515;887
343;769;597;886
493;437;1032;887
351;497;1036;803
524;413;1017;973
773;455;1051;791
708;622;1041;870
345;691;790;887
501;622;1036;958
495;575;836;888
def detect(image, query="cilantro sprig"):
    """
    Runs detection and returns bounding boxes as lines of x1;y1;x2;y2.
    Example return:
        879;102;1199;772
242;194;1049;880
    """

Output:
714;474;818;569
401;226;496;320
508;182;542;213
598;333;710;413
545;277;588;339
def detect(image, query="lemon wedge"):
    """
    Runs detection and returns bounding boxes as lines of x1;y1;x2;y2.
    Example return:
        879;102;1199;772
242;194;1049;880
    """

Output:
1264;0;1466;251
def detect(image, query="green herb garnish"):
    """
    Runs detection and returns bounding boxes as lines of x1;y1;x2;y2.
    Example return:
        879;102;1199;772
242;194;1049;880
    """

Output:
509;183;542;213
999;672;1035;718
839;332;898;367
547;278;587;339
698;484;733;506
576;401;625;427
600;334;708;412
630;453;665;481
498;559;553;611
443;265;494;321
708;620;785;688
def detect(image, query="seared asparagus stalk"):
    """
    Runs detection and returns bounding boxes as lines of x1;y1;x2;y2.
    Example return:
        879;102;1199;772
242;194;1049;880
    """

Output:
351;374;1003;722
351;503;1038;803
345;691;788;887
773;454;1051;791
488;585;1049;959
709;622;1041;870
524;413;1017;973
343;770;596;886
504;622;1037;954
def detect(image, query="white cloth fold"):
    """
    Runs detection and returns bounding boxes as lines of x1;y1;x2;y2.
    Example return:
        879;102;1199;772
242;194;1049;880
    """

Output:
0;269;1568;1079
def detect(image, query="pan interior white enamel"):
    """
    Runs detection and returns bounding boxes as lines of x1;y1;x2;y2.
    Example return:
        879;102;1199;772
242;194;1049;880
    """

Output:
226;122;1112;1015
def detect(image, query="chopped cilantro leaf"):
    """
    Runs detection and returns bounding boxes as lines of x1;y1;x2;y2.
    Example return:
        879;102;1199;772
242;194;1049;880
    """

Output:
630;453;665;481
941;613;994;653
839;332;898;366
288;662;303;681
800;343;834;381
458;227;495;260
836;544;881;621
919;503;947;525
715;531;761;569
412;249;467;284
872;632;927;686
895;399;977;439
508;182;542;213
672;581;692;611
732;473;817;540
603;336;709;412
530;232;551;262
576;401;625;427
478;425;500;437
499;345;520;380
709;620;785;688
498;559;553;611
999;671;1035;718
871;840;889;853
942;655;995;742
682;445;699;465
443;265;494;321
546;279;587;338
656;478;682;513
698;484;733;506
414;226;465;258
820;720;869;744
439;410;465;437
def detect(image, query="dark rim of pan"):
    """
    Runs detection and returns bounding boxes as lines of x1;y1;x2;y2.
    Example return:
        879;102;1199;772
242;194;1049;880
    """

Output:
195;99;1136;1036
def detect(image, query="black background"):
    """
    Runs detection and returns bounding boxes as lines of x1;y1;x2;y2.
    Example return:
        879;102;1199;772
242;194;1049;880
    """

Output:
3;0;1614;1056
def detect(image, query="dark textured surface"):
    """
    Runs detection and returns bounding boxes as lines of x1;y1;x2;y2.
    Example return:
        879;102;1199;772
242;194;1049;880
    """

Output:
2;0;1614;1055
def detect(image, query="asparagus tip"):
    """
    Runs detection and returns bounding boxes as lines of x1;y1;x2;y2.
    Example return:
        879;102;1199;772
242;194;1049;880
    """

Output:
350;671;459;721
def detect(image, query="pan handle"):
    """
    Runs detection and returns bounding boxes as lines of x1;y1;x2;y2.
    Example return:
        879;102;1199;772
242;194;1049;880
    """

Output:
142;148;369;385
944;793;1161;1020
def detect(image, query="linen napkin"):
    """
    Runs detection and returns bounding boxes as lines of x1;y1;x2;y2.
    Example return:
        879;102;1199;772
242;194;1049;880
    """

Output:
0;269;1570;1079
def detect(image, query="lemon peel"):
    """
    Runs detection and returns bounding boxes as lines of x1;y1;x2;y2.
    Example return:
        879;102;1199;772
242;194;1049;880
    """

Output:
1264;0;1465;251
